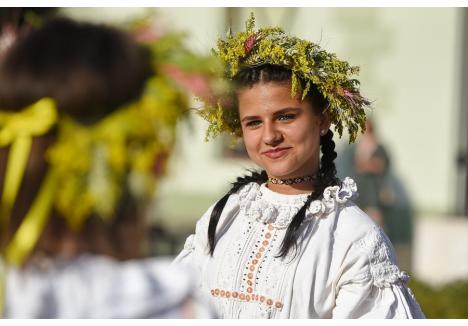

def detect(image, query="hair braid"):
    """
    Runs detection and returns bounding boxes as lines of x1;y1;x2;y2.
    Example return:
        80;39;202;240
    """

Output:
319;129;340;187
208;170;267;255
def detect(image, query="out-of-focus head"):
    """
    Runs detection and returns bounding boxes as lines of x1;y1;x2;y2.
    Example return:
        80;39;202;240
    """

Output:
0;17;152;120
0;16;199;265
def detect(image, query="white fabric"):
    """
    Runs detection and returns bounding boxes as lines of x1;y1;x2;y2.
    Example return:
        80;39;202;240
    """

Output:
173;177;425;319
3;254;206;318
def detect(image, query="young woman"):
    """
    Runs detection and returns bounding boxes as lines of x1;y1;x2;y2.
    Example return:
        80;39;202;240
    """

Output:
174;15;425;318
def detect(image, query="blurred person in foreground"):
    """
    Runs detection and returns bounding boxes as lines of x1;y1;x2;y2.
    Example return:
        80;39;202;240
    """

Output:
174;14;424;318
0;14;214;318
336;118;414;272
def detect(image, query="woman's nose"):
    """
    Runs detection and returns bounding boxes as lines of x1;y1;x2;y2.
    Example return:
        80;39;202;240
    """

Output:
262;122;283;146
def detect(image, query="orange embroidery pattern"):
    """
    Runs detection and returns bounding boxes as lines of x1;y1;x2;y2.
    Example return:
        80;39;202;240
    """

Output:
210;223;284;311
210;288;284;310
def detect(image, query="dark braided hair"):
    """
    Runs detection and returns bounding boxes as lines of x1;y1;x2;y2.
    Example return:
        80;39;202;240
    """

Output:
208;64;340;257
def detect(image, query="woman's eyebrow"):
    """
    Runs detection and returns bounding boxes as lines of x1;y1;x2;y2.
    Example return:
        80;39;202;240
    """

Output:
241;108;302;122
241;115;261;123
273;107;302;116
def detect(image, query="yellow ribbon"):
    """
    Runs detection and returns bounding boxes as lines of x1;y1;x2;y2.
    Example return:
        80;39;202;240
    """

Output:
0;99;58;316
4;170;57;266
0;98;58;145
0;98;58;227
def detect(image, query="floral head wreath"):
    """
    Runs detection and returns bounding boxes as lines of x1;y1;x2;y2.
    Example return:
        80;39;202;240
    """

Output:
0;20;217;268
199;13;371;143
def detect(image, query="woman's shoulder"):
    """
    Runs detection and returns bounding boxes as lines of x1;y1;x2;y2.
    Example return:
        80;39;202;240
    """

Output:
335;202;379;240
187;186;247;244
327;181;404;285
313;179;406;288
316;177;391;248
334;204;397;261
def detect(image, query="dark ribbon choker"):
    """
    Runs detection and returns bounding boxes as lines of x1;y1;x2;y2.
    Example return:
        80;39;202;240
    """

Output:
268;175;318;185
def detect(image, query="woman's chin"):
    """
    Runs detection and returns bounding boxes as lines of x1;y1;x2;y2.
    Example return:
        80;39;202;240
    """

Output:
264;168;296;179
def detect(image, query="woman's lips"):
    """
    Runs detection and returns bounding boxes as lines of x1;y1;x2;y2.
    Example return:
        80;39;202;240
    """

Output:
262;147;292;159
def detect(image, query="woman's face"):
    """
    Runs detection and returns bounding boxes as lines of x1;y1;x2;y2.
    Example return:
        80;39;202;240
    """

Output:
238;81;330;179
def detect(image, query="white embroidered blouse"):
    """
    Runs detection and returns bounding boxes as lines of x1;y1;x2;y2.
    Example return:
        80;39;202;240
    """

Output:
173;177;425;319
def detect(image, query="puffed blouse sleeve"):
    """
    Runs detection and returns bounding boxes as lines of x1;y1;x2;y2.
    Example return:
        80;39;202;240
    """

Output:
332;225;425;319
173;193;240;271
171;203;219;318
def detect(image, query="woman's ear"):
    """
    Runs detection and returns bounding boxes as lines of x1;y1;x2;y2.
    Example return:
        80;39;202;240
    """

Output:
320;111;331;132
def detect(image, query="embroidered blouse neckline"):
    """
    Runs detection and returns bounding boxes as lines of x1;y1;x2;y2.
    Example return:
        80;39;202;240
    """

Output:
237;177;358;229
259;183;311;205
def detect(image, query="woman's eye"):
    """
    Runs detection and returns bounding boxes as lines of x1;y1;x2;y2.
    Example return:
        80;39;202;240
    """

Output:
277;114;296;121
246;120;262;128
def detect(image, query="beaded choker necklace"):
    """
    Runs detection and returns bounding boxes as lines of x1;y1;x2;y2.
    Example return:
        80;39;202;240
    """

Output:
268;175;318;185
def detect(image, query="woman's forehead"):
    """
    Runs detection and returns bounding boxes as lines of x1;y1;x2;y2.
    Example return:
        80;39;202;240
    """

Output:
238;82;299;103
237;82;308;114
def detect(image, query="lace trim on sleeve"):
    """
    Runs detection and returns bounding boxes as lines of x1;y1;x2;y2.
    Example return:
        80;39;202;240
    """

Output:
358;225;410;288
